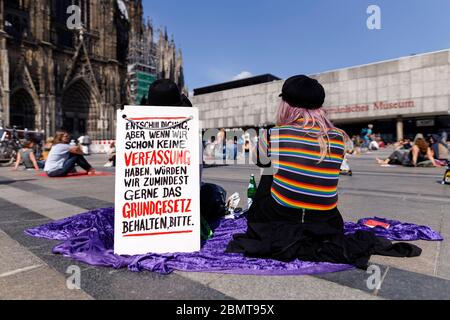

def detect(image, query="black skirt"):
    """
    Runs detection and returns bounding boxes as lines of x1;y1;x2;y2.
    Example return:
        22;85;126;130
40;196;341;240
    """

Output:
226;175;422;269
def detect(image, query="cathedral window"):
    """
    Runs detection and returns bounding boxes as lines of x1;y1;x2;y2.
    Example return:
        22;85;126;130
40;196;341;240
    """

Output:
4;1;29;41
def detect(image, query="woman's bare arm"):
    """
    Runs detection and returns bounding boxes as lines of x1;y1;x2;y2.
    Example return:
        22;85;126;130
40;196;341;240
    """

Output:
427;148;438;167
29;152;40;170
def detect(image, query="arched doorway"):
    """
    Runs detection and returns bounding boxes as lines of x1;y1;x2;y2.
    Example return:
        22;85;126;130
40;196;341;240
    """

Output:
10;88;36;130
61;79;98;138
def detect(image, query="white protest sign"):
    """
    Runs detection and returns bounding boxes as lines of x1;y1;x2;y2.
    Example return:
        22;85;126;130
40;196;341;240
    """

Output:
115;105;200;255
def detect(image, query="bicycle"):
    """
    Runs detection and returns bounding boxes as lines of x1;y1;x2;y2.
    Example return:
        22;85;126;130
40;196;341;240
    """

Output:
0;128;22;167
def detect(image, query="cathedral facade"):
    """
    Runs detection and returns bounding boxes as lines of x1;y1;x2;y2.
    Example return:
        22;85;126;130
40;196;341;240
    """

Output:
0;0;144;139
128;20;186;104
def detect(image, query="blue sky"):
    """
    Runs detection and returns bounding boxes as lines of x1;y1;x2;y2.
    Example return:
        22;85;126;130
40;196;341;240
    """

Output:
142;0;450;91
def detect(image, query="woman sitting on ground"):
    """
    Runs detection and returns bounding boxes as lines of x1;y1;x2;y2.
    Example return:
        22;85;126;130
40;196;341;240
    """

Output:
227;75;421;269
13;140;44;171
376;137;438;167
44;131;96;177
428;134;449;164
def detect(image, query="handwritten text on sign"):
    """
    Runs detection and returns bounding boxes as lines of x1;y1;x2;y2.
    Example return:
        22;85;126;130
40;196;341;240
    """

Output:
115;106;200;255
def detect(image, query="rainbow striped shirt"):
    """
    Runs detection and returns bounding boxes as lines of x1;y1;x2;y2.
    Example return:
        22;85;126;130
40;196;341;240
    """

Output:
270;122;345;211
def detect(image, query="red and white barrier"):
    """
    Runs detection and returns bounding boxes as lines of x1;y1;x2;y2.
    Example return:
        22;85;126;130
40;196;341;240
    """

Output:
89;140;116;154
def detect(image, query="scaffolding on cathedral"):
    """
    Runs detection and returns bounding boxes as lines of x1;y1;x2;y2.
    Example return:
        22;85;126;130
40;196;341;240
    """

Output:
127;20;158;105
127;20;186;105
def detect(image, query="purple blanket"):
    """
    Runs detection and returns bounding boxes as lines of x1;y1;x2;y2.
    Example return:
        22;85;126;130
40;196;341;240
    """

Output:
25;208;443;275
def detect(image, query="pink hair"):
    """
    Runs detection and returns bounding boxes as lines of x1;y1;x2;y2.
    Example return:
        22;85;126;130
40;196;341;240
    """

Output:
276;101;348;162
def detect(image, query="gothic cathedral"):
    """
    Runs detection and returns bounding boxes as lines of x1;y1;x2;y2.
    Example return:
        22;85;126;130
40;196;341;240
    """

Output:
0;0;144;139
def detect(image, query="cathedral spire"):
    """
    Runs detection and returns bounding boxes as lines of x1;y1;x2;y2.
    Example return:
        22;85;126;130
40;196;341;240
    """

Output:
126;3;185;97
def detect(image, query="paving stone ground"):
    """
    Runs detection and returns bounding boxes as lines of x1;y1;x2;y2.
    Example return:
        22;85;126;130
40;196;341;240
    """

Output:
0;149;449;300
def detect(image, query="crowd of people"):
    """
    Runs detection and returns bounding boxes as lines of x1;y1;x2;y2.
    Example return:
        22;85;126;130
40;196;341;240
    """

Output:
337;123;449;169
377;132;449;167
347;126;387;156
12;131;97;177
8;124;449;177
203;128;253;161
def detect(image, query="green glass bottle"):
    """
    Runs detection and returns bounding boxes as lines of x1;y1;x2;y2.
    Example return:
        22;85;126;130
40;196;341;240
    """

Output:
247;174;257;208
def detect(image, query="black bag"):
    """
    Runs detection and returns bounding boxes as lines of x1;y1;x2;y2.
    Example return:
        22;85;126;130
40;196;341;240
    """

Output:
200;183;227;222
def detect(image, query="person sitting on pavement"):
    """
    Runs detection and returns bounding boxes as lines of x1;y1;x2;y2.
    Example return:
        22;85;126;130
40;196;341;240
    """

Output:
428;134;449;164
41;137;54;161
13;140;44;171
377;137;439;167
226;75;421;269
394;139;404;150
404;137;438;167
395;138;413;150
44;131;96;177
368;134;380;151
437;130;449;163
403;138;413;150
377;136;386;149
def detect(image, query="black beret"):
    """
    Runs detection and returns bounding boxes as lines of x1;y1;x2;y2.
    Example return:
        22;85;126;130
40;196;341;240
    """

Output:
147;79;192;107
279;75;325;109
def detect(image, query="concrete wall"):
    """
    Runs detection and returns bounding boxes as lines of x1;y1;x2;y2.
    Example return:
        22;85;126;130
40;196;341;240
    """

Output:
193;79;283;129
193;49;450;129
